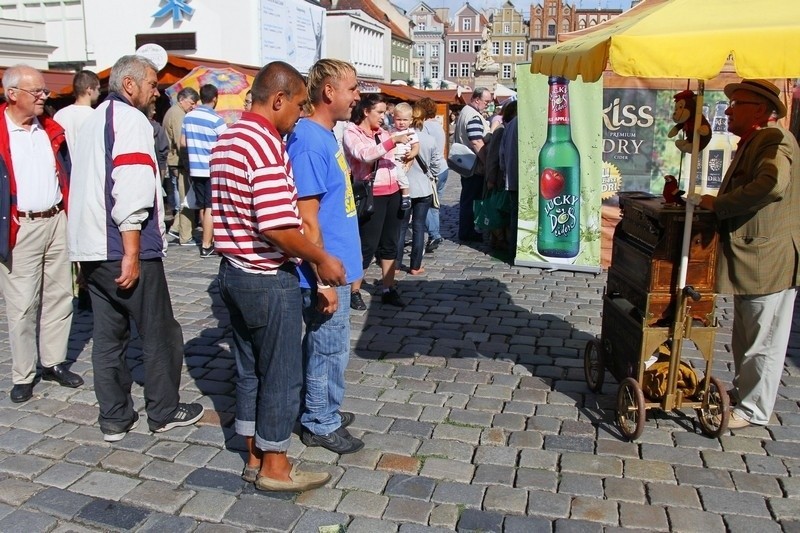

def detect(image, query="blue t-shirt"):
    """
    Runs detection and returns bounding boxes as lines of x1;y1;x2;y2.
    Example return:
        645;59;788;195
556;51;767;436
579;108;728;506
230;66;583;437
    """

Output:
287;118;362;288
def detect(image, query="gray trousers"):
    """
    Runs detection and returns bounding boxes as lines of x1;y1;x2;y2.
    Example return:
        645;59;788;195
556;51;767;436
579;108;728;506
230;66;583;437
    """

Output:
731;287;797;425
81;259;183;434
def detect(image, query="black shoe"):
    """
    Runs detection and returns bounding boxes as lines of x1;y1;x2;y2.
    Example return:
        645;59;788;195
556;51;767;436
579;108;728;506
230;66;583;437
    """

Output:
41;364;84;388
338;411;355;428
150;402;204;433
200;246;216;258
350;291;367;311
301;426;364;454
381;288;406;307
10;383;33;403
426;237;443;253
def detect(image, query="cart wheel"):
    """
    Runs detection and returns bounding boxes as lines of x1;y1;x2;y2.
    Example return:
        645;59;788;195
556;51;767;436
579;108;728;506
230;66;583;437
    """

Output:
584;339;605;393
617;377;646;440
696;376;730;438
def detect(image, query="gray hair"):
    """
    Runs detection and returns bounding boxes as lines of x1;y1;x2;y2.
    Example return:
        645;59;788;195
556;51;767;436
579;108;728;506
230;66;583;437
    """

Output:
177;87;199;103
109;55;157;93
1;64;35;91
472;87;490;101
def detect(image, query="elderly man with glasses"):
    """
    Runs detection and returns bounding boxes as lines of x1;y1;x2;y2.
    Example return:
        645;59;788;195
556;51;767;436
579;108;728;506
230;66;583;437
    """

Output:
0;64;83;403
453;87;493;242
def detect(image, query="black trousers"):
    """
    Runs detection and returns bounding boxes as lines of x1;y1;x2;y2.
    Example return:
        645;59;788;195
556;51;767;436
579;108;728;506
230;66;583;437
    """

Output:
459;174;484;239
81;259;183;433
359;191;403;270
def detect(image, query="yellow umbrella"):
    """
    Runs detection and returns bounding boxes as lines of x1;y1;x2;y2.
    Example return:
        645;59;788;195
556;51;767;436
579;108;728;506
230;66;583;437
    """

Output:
165;66;254;124
532;0;800;82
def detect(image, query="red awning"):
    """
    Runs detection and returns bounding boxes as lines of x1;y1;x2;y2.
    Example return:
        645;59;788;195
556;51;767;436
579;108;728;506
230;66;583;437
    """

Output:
0;67;76;98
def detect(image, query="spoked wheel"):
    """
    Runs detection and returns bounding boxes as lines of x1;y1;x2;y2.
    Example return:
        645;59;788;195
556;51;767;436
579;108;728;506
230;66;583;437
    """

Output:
584;339;605;393
696;375;730;437
617;377;646;440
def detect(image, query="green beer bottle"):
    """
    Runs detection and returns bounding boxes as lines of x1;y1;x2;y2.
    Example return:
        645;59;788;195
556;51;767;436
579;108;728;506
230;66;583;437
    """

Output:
538;76;581;260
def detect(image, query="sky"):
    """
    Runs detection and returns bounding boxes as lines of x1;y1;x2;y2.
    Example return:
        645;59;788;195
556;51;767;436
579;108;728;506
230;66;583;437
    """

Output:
393;0;633;16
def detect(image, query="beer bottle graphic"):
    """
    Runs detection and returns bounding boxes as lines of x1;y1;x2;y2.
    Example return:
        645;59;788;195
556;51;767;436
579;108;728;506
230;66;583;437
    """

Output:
538;76;580;260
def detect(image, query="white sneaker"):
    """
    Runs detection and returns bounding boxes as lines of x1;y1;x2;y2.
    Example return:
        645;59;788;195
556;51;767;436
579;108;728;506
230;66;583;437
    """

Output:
104;413;139;442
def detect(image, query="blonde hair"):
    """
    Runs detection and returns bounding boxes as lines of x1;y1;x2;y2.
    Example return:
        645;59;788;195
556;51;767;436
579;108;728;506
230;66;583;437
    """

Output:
393;102;413;118
305;58;357;115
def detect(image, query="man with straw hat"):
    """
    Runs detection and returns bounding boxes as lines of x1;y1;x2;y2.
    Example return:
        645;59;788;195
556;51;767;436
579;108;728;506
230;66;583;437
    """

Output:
699;79;800;429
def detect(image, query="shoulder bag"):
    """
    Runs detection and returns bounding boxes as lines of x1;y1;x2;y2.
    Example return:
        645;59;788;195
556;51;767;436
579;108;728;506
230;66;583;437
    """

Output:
352;133;381;220
414;153;440;209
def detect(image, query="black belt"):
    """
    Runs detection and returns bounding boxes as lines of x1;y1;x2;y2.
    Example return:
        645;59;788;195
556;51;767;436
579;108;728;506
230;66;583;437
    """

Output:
19;202;63;220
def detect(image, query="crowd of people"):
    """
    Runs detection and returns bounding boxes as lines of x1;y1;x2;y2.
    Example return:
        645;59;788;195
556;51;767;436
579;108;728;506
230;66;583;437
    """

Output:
0;53;795;495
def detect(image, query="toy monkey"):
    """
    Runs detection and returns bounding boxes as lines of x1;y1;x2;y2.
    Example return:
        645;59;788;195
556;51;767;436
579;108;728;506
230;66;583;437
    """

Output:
662;174;685;205
667;90;711;153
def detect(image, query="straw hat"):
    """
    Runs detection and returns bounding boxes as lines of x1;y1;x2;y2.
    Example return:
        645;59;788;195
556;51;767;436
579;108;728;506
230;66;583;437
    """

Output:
724;79;786;118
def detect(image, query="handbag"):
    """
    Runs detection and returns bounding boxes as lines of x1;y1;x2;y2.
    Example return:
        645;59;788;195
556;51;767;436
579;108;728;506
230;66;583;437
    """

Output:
414;154;440;209
447;142;477;177
352;133;382;220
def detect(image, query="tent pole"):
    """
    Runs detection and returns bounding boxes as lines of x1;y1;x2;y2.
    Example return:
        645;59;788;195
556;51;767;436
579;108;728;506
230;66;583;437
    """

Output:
677;80;704;290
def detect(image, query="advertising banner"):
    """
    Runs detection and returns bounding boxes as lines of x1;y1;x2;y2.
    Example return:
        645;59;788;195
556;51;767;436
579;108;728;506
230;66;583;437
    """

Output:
260;0;325;75
516;72;603;273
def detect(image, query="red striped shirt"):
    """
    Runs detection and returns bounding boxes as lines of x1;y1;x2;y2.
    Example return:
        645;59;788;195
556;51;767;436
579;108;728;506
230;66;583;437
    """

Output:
210;112;302;274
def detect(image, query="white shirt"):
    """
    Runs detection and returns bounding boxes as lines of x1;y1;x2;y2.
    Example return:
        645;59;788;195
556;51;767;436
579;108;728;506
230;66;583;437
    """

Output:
54;104;95;156
5;110;61;212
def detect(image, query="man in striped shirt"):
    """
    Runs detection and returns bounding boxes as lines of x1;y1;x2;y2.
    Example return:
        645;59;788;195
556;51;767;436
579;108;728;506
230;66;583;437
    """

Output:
211;61;346;492
181;84;226;257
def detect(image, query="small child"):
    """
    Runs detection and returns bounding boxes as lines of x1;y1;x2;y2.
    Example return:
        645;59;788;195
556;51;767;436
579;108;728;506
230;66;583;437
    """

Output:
390;102;419;210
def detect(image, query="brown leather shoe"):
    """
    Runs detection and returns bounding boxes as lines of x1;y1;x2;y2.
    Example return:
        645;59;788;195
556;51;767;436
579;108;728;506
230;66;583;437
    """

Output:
41;364;83;388
728;410;753;429
254;465;330;492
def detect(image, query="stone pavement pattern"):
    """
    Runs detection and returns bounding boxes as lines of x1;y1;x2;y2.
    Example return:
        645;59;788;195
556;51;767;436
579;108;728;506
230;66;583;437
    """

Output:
0;174;797;532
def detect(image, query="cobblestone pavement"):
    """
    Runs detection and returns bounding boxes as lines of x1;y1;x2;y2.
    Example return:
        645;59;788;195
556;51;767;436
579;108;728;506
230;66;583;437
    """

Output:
0;173;797;532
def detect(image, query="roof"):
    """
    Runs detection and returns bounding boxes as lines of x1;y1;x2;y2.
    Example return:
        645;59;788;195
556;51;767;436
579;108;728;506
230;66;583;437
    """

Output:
0;67;76;98
94;54;261;88
323;0;413;43
376;82;462;104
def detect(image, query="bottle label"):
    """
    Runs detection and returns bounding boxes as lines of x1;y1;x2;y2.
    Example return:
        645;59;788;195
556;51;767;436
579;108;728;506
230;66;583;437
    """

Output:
548;84;570;125
706;149;724;189
540;166;579;238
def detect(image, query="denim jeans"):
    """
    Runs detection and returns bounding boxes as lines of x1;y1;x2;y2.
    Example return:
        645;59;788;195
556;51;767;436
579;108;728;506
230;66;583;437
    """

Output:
166;166;181;216
397;195;432;271
425;170;449;240
217;259;302;452
300;284;351;436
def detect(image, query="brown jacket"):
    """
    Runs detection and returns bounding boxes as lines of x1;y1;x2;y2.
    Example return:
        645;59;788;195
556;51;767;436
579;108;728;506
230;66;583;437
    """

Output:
714;125;800;295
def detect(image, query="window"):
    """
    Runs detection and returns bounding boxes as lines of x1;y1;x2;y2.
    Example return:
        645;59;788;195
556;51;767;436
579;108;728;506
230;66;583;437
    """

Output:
461;39;470;53
578;19;586;30
462;17;471;31
460;62;470;77
561;20;569;33
502;64;512;79
431;44;439;58
417;44;425;57
491;41;499;55
449;40;458;53
548;23;556;37
135;32;196;51
516;41;525;56
503;41;512;55
431;64;439;79
473;40;481;53
534;21;542;38
449;62;458;77
531;44;540;52
417;22;426;31
420;65;425;78
503;22;510;34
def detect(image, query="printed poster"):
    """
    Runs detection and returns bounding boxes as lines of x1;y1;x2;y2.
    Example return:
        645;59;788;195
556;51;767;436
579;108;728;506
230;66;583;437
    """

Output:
515;71;603;273
260;0;325;74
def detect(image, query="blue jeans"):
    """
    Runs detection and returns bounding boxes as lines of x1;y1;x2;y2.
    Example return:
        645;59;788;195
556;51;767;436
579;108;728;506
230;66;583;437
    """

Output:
300;285;350;435
301;284;351;435
167;166;181;215
425;170;449;240
217;259;302;452
397;195;432;270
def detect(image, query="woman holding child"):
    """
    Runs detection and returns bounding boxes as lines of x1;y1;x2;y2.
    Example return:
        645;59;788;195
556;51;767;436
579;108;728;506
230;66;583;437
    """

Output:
343;93;410;309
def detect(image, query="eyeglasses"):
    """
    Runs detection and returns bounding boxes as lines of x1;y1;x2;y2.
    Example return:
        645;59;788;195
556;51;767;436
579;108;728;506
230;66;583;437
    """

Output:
12;87;51;99
728;100;761;110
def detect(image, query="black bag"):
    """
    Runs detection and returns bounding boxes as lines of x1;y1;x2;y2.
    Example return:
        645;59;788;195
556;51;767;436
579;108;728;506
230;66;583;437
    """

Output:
352;133;381;220
353;179;374;220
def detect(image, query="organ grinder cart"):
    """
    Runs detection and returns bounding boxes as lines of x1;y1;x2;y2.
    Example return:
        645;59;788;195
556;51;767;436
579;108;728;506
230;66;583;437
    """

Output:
584;193;729;439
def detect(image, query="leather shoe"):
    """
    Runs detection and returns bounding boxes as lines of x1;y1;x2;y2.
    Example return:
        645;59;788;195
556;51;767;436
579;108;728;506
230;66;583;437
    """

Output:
10;383;33;403
41;364;84;388
728;410;753;430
